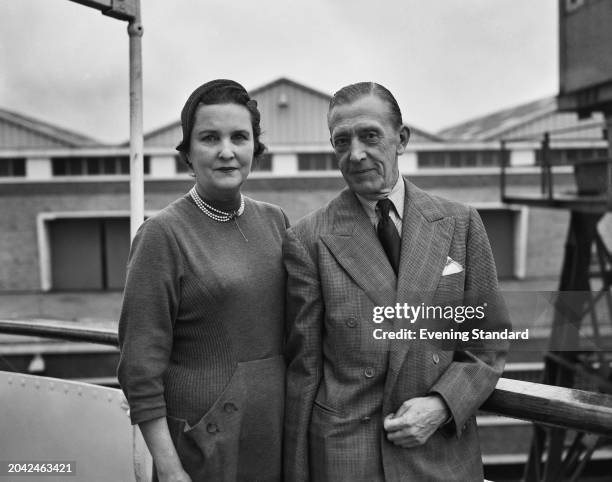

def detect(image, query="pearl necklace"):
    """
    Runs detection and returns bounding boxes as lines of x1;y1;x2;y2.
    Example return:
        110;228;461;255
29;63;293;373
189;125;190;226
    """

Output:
189;186;245;222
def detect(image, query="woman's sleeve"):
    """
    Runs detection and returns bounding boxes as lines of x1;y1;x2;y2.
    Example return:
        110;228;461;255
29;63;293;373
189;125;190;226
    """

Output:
117;218;183;425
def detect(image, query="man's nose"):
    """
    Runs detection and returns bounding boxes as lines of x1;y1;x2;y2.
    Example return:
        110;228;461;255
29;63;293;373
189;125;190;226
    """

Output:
349;138;366;162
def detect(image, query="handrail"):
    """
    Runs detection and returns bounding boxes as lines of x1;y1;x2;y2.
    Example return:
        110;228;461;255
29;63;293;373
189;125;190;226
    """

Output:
481;378;612;436
2;319;612;437
0;319;118;346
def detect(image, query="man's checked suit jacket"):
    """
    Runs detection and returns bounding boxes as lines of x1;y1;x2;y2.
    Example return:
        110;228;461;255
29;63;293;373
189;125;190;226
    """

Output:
283;179;511;481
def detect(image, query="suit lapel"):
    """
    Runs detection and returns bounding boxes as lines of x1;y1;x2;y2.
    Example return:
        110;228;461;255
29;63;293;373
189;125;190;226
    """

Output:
321;189;396;308
395;183;455;304
384;181;455;404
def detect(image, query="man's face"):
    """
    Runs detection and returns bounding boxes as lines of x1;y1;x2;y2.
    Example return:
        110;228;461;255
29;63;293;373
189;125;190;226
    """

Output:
328;95;409;199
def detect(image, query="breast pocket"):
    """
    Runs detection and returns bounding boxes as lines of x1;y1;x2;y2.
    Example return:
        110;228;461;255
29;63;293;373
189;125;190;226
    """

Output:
436;269;466;300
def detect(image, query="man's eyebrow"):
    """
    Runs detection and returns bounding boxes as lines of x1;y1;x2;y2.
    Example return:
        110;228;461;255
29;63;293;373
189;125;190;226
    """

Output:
331;128;349;138
355;124;383;131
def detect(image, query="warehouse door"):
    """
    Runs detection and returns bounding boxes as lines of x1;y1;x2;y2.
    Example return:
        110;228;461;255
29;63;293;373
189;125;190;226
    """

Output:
49;218;130;291
477;208;515;279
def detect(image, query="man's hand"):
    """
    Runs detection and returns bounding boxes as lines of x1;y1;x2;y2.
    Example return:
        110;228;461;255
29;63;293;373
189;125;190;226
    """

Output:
383;395;450;448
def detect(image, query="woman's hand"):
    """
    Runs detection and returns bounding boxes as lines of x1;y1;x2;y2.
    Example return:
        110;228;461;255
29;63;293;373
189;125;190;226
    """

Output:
138;417;190;481
156;467;192;482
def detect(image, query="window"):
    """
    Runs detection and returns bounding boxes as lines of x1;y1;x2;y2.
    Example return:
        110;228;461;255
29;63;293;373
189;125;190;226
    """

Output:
297;153;338;171
52;156;150;176
0;158;26;177
417;150;502;168
253;154;272;172
535;148;609;166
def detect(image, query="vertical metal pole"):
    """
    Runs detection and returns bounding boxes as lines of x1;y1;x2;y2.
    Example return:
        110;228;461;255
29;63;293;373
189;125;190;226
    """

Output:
544;132;553;200
127;1;144;240
540;136;548;198
605;111;612;210
500;140;507;201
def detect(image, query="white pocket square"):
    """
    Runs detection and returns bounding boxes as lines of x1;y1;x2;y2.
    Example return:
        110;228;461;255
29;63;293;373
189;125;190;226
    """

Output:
442;256;463;276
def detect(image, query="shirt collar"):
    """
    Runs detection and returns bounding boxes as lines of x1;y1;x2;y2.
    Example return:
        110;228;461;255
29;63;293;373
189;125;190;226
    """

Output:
355;175;405;222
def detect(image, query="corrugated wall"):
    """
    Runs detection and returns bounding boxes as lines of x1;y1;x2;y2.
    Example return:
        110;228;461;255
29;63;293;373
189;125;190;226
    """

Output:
0;119;73;149
144;82;331;149
253;82;330;146
144;123;182;149
142;80;439;149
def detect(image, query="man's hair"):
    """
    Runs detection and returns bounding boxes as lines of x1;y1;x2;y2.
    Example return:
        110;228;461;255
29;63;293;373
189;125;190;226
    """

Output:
327;82;403;130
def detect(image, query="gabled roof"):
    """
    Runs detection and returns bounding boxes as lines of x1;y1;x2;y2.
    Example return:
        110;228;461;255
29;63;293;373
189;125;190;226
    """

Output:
142;77;442;147
437;97;559;141
0;108;101;148
249;77;332;102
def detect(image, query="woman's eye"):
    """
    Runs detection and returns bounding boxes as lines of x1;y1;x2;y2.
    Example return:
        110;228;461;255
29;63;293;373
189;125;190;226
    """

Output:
232;133;248;142
201;134;218;143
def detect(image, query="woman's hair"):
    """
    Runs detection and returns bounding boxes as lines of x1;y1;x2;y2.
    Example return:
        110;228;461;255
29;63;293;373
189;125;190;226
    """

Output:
176;79;266;169
327;81;403;130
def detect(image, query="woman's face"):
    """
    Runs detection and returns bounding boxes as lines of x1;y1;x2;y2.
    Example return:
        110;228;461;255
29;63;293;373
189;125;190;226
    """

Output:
188;102;254;201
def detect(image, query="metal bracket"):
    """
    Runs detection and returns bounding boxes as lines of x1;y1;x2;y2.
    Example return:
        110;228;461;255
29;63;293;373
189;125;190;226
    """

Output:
68;0;137;21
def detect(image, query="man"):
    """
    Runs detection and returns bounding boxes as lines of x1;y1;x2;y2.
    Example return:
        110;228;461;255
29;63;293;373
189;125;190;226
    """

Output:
283;82;510;481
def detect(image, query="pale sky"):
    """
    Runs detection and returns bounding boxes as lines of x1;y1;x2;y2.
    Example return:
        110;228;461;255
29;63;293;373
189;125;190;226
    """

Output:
0;0;558;144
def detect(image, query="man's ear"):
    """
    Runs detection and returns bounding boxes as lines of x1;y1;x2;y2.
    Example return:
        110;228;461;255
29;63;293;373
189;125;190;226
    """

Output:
397;125;410;154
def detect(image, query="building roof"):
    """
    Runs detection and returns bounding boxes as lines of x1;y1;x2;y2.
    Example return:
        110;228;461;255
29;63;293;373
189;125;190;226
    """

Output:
437;97;558;141
0;108;101;149
141;77;443;148
249;77;332;102
437;96;606;142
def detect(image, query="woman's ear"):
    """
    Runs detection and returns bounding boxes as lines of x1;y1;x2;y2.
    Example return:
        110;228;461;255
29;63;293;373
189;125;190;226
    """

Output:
178;151;194;176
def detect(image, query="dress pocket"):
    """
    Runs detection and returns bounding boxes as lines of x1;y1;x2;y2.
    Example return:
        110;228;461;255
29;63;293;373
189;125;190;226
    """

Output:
166;357;285;482
184;365;246;481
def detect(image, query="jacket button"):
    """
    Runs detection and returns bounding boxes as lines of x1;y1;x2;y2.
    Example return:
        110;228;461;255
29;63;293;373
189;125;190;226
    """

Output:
432;353;440;364
346;317;357;328
364;367;375;378
206;423;219;434
360;416;371;424
224;402;238;413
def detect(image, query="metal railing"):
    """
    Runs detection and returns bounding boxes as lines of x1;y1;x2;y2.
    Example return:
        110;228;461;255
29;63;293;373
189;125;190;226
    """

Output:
2;318;612;437
499;124;612;212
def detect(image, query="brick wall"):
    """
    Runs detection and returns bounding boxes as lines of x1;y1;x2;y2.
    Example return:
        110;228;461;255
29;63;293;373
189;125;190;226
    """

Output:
1;174;608;291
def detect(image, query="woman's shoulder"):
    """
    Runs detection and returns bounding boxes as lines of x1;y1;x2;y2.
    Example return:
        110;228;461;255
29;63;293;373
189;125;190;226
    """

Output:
136;195;192;238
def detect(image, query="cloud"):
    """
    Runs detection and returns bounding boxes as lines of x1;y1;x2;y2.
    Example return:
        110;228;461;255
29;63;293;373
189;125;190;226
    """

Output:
0;0;558;142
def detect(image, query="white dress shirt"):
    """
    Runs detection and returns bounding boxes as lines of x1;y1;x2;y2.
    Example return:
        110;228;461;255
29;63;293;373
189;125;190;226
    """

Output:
355;175;405;235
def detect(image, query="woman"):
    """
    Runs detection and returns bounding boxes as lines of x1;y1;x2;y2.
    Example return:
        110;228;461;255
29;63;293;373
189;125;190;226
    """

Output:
118;79;287;482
